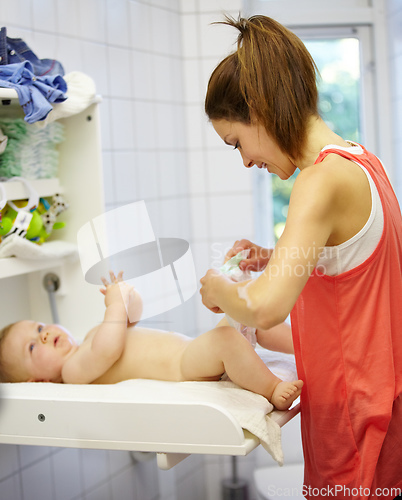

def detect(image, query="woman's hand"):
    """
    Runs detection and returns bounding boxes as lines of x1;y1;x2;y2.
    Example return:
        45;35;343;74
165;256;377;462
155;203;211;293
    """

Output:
199;269;231;314
225;239;273;272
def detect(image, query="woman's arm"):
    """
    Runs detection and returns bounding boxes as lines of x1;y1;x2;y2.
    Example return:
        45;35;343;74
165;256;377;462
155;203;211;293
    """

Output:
200;166;336;330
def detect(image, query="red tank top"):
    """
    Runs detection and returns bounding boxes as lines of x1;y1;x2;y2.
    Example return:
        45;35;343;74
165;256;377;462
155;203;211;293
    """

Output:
290;144;402;499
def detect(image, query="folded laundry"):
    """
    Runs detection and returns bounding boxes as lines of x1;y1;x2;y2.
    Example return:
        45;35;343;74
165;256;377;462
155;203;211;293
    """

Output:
34;71;97;129
0;118;64;179
0;61;67;123
0;26;64;77
0;234;78;260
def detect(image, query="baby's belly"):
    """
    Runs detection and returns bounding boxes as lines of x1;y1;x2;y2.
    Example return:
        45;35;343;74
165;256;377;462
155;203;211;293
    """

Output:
93;330;191;384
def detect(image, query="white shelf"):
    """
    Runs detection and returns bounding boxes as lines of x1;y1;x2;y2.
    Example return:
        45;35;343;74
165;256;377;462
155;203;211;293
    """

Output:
0;89;23;116
0;88;19;101
0;98;105;335
0;178;62;201
0;256;64;279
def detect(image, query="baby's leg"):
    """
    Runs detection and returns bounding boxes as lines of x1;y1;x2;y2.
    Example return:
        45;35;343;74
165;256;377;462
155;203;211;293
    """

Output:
180;326;302;410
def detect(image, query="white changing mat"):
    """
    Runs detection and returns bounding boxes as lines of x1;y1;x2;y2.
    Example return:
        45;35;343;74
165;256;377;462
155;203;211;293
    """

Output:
0;350;298;466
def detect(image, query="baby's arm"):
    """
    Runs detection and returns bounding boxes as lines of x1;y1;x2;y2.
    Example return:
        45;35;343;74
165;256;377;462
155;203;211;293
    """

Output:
100;274;143;327
216;316;294;354
62;272;133;384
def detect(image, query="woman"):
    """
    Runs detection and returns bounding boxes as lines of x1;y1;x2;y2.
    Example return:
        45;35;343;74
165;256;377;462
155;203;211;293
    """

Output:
199;15;402;500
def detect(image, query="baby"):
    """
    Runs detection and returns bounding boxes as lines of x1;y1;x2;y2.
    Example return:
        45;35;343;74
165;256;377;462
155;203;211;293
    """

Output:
0;271;303;410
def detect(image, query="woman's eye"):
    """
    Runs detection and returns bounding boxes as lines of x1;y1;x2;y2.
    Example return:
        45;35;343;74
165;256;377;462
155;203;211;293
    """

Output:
233;142;240;150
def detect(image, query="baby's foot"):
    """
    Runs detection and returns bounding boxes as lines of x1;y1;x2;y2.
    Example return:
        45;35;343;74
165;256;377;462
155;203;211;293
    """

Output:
271;380;303;410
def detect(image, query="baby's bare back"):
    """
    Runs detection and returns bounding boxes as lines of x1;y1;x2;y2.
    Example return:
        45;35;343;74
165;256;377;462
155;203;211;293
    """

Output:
91;326;192;384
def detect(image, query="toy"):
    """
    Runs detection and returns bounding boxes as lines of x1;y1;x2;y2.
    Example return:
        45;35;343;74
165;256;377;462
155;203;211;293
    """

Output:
41;193;69;234
0;193;69;245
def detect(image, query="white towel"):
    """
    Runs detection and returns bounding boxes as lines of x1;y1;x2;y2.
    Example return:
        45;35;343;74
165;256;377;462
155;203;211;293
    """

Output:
256;348;298;382
0;234;78;260
170;379;284;464
166;350;298;465
33;72;97;129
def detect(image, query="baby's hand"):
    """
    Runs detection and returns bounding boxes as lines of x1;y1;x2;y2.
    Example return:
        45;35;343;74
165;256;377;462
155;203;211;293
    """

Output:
100;271;143;322
100;270;123;296
100;271;131;307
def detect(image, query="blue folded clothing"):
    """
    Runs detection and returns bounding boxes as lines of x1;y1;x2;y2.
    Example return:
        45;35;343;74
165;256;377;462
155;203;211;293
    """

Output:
0;26;64;77
0;61;67;124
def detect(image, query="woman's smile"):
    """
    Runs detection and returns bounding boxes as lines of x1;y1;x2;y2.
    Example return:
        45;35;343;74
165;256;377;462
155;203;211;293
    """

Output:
211;119;297;180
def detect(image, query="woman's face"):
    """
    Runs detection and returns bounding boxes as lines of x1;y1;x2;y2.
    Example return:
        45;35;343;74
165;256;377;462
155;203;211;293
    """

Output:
211;119;297;180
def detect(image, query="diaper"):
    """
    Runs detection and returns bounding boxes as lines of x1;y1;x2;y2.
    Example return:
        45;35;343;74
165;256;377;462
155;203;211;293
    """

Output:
220;251;257;348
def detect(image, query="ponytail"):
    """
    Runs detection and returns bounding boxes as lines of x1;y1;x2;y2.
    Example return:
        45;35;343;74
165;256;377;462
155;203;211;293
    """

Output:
205;15;319;160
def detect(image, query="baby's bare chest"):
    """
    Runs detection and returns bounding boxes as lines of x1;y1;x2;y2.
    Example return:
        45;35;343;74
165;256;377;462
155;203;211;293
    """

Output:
94;328;191;384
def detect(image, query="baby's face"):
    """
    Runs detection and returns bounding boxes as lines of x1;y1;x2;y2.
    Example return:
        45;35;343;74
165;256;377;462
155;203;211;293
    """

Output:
1;320;78;383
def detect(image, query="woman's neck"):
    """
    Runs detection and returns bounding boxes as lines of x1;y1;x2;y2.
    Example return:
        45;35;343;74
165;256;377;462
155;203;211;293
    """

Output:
296;116;350;170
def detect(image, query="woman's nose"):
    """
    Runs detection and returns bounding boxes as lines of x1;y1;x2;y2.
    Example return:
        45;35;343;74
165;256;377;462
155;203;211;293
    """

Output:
242;154;254;168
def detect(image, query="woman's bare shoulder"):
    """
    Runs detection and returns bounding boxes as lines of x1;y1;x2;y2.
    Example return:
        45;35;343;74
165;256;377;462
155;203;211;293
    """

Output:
291;154;372;245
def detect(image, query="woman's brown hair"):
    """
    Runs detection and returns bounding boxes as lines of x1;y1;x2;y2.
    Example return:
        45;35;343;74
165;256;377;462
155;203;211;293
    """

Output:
205;15;319;160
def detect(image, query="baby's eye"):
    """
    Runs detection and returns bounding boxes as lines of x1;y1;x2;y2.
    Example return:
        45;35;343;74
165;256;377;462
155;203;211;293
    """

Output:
37;325;43;333
29;343;35;353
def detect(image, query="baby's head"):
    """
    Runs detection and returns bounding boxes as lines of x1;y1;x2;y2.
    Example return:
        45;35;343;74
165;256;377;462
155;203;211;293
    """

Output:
0;322;17;382
0;321;78;383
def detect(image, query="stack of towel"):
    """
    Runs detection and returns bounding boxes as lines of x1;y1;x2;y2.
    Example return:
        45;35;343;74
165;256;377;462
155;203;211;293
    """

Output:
0;118;64;179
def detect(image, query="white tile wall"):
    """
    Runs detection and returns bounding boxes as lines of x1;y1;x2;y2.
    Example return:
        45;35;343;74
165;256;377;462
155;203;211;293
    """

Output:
77;0;107;43
205;149;252;194
21;453;55;500
51;449;83;500
1;472;23;499
110;467;138;500
31;0;57;32
56;0;81;38
105;0;130;47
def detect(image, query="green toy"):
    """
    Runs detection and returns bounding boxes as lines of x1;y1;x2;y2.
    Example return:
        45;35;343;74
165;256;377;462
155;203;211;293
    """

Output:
0;211;12;235
0;194;68;245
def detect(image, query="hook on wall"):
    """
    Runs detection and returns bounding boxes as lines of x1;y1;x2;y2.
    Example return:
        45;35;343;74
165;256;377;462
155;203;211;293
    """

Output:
43;272;61;323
